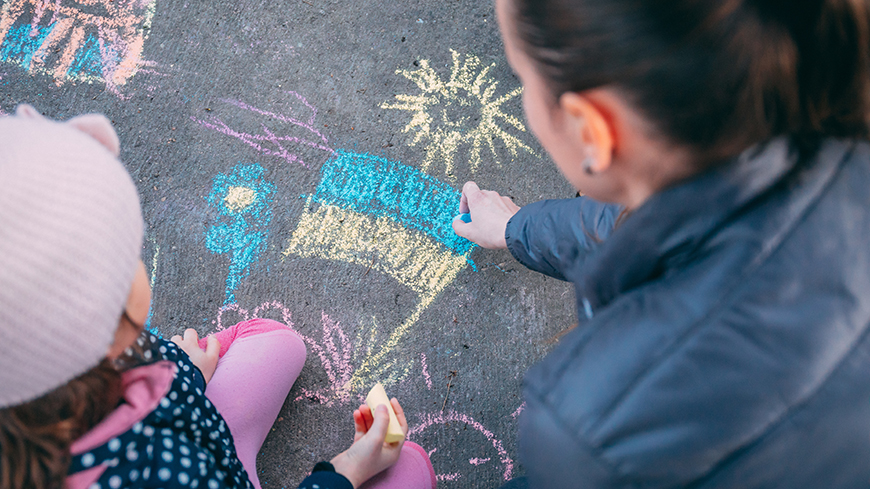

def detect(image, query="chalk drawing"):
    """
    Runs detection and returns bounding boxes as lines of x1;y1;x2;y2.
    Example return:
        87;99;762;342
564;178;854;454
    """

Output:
191;94;333;168
211;300;410;405
421;353;432;390
0;0;156;91
205;163;275;304
510;402;525;419
408;410;514;482
295;313;413;406
283;151;475;391
381;49;535;176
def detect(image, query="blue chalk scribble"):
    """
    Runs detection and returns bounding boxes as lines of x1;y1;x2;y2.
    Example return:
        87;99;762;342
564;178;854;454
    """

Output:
0;24;107;79
66;33;105;79
206;163;275;304
0;24;53;71
312;150;475;255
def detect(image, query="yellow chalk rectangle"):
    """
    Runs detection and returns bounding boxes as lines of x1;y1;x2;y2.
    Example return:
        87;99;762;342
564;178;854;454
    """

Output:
283;204;468;298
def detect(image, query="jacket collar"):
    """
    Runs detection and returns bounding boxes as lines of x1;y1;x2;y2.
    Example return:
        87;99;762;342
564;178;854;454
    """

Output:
577;138;852;312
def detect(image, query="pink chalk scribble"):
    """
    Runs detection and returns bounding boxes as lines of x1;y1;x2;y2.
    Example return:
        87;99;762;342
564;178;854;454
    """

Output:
409;410;514;481
295;311;355;406
510;402;525;419
437;473;462;482
469;457;491;466
191;92;334;168
421;352;432;390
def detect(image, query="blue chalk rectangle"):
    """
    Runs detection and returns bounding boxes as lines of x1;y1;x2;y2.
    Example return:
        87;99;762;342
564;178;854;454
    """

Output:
312;150;474;255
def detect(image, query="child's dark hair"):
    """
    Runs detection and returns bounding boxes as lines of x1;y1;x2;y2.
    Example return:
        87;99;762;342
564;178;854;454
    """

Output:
0;359;122;489
511;0;870;164
0;318;155;489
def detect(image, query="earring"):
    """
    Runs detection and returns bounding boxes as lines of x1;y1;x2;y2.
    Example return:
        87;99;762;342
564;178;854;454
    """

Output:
582;156;595;175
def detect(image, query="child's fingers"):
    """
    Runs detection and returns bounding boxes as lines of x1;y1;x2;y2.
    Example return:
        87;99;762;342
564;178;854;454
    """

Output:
359;404;374;431
391;398;408;433
170;334;183;345
353;409;367;441
353;409;364;430
182;328;199;344
205;335;220;358
367;405;391;443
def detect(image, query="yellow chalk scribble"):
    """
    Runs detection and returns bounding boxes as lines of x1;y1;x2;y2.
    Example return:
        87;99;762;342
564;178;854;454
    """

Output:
354;316;412;388
224;186;257;213
283;203;470;390
381;49;536;176
284;204;467;297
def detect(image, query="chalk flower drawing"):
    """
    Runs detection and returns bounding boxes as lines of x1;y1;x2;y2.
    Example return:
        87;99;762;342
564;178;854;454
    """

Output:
284;151;476;391
192;94;334;168
0;0;156;90
206;163;275;304
211;301;411;406
295;314;413;406
210;300;510;486
381;49;535;176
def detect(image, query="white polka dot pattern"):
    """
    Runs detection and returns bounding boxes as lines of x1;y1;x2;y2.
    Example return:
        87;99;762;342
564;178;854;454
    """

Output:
68;336;254;488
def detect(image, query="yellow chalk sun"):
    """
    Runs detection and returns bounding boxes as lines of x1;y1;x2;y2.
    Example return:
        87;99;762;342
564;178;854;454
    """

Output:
381;49;535;176
224;186;257;213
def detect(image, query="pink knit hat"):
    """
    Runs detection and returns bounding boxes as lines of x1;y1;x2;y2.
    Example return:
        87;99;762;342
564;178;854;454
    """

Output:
0;104;144;408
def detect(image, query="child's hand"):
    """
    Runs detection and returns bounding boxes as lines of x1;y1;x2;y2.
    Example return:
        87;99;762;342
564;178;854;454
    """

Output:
452;181;520;249
330;399;408;488
170;329;220;384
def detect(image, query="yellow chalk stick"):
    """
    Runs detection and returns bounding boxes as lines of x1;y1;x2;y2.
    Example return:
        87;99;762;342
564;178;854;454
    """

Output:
365;383;405;444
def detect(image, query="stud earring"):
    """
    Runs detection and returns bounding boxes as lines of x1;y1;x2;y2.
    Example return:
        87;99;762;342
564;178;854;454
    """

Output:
582;156;595;175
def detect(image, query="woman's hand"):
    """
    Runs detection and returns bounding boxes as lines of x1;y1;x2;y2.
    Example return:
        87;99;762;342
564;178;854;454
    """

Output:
170;328;220;384
330;399;408;488
452;181;521;249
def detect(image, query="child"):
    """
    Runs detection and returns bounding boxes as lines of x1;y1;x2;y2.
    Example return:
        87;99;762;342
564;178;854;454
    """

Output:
454;0;870;487
0;105;437;489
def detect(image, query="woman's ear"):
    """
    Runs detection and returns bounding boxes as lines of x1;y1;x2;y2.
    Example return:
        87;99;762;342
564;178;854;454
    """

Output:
559;92;614;173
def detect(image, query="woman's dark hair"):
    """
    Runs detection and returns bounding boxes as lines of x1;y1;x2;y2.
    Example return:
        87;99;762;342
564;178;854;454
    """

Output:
0;314;153;489
512;0;870;164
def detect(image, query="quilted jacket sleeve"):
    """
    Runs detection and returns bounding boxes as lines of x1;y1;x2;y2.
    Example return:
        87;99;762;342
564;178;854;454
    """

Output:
505;197;622;281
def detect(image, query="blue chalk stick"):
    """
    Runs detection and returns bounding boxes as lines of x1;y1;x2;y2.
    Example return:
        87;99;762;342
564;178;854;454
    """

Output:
458;213;472;223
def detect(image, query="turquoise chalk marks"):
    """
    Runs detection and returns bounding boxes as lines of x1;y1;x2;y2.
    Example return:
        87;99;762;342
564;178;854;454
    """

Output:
312;150;475;255
206;164;275;304
0;23;107;78
0;24;52;71
66;33;104;79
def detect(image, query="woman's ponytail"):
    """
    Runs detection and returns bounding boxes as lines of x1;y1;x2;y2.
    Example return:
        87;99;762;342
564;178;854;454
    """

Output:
792;0;870;138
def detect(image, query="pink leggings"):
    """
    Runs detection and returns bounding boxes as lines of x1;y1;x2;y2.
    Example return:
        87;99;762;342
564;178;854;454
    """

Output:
200;319;436;489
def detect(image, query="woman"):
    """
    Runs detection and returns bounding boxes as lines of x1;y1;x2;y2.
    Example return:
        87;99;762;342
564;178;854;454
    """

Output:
454;0;870;486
